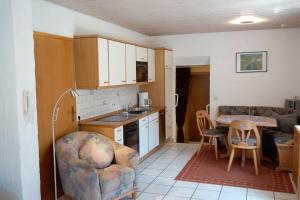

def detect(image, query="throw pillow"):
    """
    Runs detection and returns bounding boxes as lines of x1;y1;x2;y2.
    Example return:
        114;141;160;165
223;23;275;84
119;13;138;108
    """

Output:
271;112;298;133
79;136;114;169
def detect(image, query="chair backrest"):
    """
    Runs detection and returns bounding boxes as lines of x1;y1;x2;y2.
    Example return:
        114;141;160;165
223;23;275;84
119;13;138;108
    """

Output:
228;120;260;148
196;110;214;136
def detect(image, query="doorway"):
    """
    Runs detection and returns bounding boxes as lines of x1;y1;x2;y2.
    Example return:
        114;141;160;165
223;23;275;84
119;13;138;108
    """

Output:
175;65;210;143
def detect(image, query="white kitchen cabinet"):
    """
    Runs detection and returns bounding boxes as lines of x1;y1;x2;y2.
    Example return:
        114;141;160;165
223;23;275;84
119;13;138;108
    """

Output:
114;126;124;145
148;112;159;151
109;40;126;85
148;49;155;82
126;44;137;84
164;50;176;140
98;38;109;86
136;46;148;62
139;116;149;158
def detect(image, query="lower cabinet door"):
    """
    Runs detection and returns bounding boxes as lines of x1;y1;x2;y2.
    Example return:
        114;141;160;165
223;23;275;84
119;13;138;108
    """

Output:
149;119;159;151
139;124;149;158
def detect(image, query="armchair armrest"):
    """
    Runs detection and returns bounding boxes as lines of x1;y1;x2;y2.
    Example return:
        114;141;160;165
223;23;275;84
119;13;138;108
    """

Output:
111;142;139;169
57;158;102;200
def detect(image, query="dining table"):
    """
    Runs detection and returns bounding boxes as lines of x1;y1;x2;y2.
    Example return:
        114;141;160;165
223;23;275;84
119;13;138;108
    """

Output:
216;114;278;160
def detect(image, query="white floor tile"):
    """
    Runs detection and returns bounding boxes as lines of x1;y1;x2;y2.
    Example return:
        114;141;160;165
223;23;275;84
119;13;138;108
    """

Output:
137;192;164;200
247;189;274;199
141;168;163;176
136;182;149;192
153;177;176;186
247;196;273;200
136;174;156;183
219;192;246;200
192;189;220;200
167;186;196;198
144;183;172;195
147;162;169;170
166;164;185;171
174;180;198;189
197;183;222;191
274;191;297;200
221;186;247;195
163;195;190;200
159;170;179;178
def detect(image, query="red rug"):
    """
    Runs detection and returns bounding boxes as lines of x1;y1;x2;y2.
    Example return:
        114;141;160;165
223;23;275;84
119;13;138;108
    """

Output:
176;146;294;193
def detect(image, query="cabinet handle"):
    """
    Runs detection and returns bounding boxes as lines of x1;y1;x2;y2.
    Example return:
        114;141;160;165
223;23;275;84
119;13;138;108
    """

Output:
116;129;122;132
122;80;126;83
133;80;136;81
104;81;109;83
141;57;144;60
145;126;149;128
148;78;152;81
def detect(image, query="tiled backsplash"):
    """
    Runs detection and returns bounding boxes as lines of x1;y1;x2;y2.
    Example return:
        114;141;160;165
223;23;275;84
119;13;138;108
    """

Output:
76;86;139;120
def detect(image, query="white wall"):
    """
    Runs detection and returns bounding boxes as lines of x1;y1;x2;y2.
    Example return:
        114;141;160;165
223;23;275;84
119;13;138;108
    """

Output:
150;28;300;119
0;0;40;199
32;0;150;45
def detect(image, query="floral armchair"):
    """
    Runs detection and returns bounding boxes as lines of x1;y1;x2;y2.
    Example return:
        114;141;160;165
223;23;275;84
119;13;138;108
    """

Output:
56;131;139;200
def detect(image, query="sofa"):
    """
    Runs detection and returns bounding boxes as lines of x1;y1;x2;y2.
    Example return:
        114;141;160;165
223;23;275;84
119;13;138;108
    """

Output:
56;131;139;200
219;106;299;168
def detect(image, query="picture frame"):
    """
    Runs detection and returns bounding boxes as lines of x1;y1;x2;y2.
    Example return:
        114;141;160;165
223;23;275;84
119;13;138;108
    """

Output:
236;51;268;73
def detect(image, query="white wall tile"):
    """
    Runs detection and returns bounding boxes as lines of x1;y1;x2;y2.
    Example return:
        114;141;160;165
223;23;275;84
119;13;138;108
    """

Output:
76;86;139;120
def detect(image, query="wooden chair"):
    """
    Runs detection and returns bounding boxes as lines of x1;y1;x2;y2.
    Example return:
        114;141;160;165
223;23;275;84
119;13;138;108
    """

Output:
196;110;227;160
227;120;261;175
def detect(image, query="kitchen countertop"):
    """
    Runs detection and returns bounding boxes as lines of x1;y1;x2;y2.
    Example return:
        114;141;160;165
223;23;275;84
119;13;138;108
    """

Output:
80;106;165;128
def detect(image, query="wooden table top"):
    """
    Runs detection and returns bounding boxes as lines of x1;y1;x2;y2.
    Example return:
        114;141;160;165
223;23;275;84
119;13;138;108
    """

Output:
216;115;277;128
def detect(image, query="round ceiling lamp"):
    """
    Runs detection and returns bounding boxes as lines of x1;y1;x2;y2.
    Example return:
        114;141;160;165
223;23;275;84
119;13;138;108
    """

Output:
230;15;266;25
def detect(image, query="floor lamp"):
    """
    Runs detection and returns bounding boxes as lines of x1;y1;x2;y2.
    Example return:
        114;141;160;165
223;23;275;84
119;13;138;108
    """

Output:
52;88;78;200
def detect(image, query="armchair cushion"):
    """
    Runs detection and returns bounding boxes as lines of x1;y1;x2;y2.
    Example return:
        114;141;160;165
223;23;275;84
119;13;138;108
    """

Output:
98;164;135;200
111;142;139;169
79;136;114;169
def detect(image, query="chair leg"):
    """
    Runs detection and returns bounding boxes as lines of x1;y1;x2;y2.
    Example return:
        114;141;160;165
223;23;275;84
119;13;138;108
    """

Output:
252;149;258;175
256;150;261;166
214;137;218;160
197;137;205;156
241;149;246;167
208;137;212;150
227;148;235;172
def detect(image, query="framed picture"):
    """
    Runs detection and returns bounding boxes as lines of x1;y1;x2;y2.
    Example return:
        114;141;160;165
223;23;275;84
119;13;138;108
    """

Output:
236;51;268;73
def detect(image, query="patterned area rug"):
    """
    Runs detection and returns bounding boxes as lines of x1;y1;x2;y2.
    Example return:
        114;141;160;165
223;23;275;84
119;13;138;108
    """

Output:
176;146;294;193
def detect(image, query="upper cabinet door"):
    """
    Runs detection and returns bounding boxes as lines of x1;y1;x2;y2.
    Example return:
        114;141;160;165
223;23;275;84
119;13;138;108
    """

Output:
126;44;137;84
148;49;155;82
109;40;126;85
136;46;148;62
98;38;109;87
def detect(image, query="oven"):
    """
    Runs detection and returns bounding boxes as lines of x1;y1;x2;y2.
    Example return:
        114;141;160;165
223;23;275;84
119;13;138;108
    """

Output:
136;61;148;82
123;121;139;153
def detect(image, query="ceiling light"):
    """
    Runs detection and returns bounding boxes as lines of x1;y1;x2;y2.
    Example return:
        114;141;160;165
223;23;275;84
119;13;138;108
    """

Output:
230;15;266;25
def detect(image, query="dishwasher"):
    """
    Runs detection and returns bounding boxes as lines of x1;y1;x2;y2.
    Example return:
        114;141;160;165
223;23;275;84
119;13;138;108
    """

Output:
123;121;139;153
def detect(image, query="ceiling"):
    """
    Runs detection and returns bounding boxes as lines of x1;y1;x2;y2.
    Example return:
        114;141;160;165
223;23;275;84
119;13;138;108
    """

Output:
49;0;300;36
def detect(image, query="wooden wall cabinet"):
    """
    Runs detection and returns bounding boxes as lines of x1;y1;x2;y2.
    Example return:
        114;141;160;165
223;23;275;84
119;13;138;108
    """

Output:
148;48;155;82
74;36;156;89
136;46;148;62
109;40;126;86
74;37;109;89
126;44;137;84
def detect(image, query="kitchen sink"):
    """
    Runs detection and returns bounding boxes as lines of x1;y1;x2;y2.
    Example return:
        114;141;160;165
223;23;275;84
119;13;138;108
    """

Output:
98;114;136;122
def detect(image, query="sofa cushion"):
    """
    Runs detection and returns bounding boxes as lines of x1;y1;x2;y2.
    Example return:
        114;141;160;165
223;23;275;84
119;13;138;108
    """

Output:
79;136;114;169
252;106;294;117
219;106;249;115
98;164;135;200
272;112;298;133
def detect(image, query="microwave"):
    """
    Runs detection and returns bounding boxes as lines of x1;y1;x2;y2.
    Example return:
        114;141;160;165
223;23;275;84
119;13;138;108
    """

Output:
136;61;148;82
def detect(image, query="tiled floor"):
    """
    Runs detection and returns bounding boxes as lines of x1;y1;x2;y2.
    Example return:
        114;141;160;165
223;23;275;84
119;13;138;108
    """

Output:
126;143;297;200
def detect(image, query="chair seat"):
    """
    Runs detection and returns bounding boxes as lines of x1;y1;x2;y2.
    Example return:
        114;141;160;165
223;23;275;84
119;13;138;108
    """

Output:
98;164;135;200
203;128;226;137
232;137;257;147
